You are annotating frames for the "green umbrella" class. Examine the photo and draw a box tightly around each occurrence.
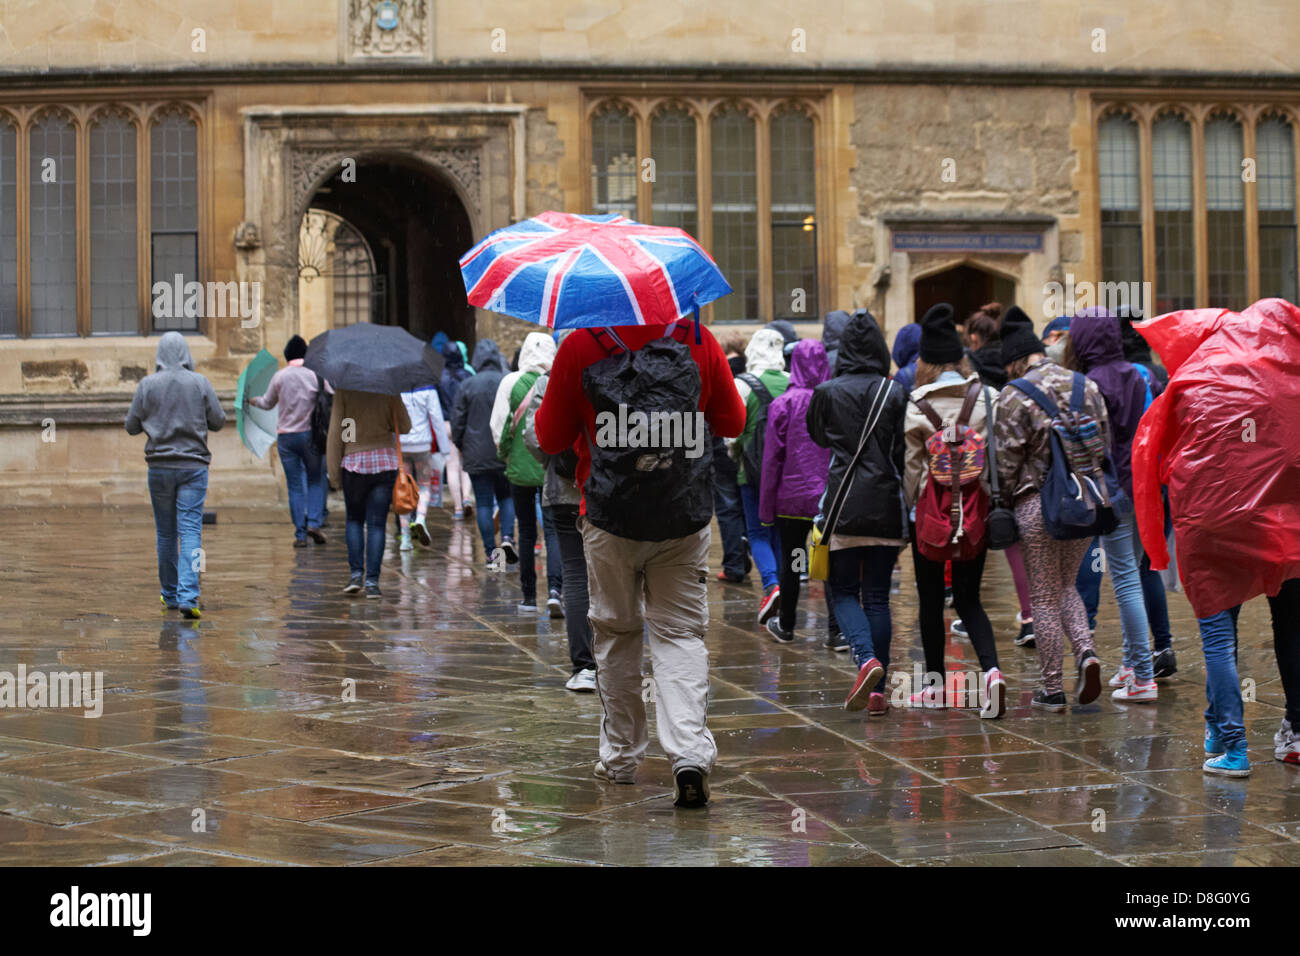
[235,349,279,459]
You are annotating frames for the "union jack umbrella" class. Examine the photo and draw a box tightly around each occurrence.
[458,211,732,329]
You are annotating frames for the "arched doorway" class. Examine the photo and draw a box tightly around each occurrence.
[913,264,1016,328]
[302,157,475,345]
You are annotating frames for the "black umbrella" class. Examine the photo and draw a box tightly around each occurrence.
[303,323,444,395]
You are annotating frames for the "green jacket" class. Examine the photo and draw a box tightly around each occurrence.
[497,370,545,487]
[735,368,789,486]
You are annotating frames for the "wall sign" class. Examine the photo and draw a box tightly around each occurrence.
[892,232,1043,253]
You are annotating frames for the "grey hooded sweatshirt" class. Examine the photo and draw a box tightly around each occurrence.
[125,332,226,468]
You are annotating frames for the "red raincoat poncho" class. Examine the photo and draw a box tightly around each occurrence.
[1132,298,1300,618]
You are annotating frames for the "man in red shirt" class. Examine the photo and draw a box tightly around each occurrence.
[536,322,745,807]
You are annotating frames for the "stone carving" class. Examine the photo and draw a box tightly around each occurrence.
[289,145,481,221]
[346,0,431,59]
[233,221,261,250]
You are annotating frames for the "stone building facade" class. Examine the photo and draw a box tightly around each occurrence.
[2,2,1297,504]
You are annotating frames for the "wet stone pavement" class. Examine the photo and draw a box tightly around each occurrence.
[0,504,1297,867]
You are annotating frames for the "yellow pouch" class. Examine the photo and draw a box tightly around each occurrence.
[809,524,830,581]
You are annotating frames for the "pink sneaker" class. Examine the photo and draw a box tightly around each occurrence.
[866,692,889,718]
[845,658,883,712]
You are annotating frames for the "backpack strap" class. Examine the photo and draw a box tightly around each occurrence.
[510,374,542,433]
[588,327,628,357]
[910,395,943,431]
[956,380,982,428]
[1068,371,1087,413]
[1008,377,1061,420]
[739,372,774,405]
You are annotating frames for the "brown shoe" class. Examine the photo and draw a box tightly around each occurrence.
[306,527,327,544]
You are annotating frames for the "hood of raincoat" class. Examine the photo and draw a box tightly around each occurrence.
[788,337,830,390]
[837,310,890,377]
[155,331,195,371]
[1069,307,1147,493]
[517,332,556,374]
[744,328,786,376]
[759,339,832,522]
[822,310,849,355]
[442,340,465,370]
[891,323,922,371]
[1133,298,1300,617]
[1069,307,1127,370]
[470,338,508,373]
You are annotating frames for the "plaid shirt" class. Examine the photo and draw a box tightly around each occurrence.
[342,447,400,474]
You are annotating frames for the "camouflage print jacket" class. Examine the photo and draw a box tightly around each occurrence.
[993,357,1111,508]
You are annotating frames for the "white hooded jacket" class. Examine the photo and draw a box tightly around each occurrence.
[489,332,557,448]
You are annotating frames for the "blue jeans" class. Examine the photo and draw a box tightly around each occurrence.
[1199,606,1245,752]
[740,482,779,590]
[147,466,209,609]
[341,469,394,584]
[277,430,325,540]
[1102,510,1154,681]
[1076,537,1102,630]
[711,443,748,578]
[468,471,515,556]
[827,545,899,687]
[511,483,562,604]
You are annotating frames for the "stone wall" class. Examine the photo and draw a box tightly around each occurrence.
[8,2,1300,74]
[847,83,1086,330]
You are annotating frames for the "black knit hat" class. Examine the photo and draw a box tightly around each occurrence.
[918,303,963,365]
[998,306,1043,365]
[284,334,308,361]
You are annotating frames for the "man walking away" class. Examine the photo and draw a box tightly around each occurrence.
[450,339,517,565]
[125,332,226,620]
[247,334,329,548]
[536,320,745,808]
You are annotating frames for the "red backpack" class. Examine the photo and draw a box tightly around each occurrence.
[911,381,989,562]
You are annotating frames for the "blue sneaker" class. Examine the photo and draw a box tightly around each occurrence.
[1205,723,1225,757]
[1203,748,1250,778]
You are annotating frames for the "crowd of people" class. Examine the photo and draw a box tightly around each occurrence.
[125,299,1300,806]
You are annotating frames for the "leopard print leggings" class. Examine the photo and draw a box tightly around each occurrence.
[1015,495,1096,695]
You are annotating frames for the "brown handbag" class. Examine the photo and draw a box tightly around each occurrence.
[391,404,419,516]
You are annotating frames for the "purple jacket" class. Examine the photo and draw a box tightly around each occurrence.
[759,338,831,522]
[1069,307,1148,497]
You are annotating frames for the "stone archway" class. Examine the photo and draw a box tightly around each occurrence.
[912,262,1017,326]
[237,104,527,355]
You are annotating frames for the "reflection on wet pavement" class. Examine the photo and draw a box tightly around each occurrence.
[0,505,1296,866]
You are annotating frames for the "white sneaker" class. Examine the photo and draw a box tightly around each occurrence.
[1275,719,1300,765]
[1108,665,1134,688]
[950,619,968,637]
[1111,679,1158,703]
[398,533,413,552]
[410,519,432,548]
[565,668,597,693]
[980,667,1007,719]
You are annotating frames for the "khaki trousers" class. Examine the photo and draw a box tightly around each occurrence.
[580,520,716,777]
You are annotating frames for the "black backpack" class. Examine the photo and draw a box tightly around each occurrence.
[581,324,713,542]
[309,373,332,455]
[736,372,774,486]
